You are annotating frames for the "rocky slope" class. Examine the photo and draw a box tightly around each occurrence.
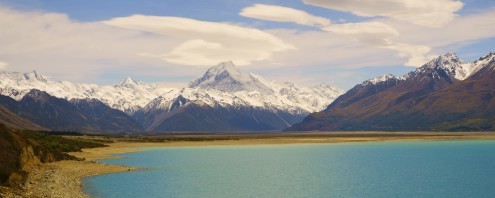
[289,52,495,131]
[0,124,67,187]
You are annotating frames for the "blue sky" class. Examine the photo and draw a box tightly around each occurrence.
[1,0,362,22]
[0,0,494,89]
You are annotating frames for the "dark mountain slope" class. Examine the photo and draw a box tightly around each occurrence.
[137,97,304,132]
[0,105,46,131]
[70,98,143,132]
[17,90,98,132]
[0,95,46,130]
[0,89,142,132]
[413,58,495,131]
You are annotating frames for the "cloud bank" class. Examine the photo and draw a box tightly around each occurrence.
[241,4,432,66]
[104,15,295,66]
[0,6,166,81]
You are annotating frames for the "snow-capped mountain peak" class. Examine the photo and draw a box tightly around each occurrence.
[470,51,495,74]
[370,74,402,84]
[204,60,241,78]
[23,70,48,83]
[359,74,404,86]
[189,61,273,94]
[477,51,495,62]
[437,52,460,62]
[114,76,140,88]
[0,70,48,83]
[434,52,461,66]
[427,53,466,79]
[405,52,470,80]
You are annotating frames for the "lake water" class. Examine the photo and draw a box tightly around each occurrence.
[83,140,495,198]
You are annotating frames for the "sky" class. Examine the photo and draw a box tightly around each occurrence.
[1,0,495,90]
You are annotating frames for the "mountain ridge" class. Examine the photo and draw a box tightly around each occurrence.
[288,51,495,131]
[0,62,342,115]
[0,62,343,132]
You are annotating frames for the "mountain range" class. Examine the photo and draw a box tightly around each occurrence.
[3,51,493,133]
[288,52,495,131]
[0,61,343,132]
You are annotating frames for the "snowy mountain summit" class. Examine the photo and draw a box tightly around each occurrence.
[405,52,493,81]
[360,74,404,86]
[189,61,274,94]
[114,76,140,89]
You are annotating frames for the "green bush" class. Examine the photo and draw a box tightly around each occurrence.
[21,131,106,153]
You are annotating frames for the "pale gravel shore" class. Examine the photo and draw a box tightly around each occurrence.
[4,132,495,198]
[3,161,134,198]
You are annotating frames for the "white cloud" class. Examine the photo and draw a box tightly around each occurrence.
[239,4,431,67]
[0,6,185,83]
[367,8,495,64]
[385,43,433,66]
[240,4,331,27]
[304,0,463,27]
[323,22,398,45]
[0,6,295,86]
[0,61,7,70]
[258,29,403,69]
[323,22,432,66]
[384,8,495,48]
[160,39,263,66]
[103,15,295,66]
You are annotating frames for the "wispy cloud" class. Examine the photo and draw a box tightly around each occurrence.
[323,22,433,66]
[0,6,295,86]
[103,15,295,66]
[240,4,330,27]
[385,8,495,48]
[240,4,431,66]
[322,22,398,45]
[303,0,463,27]
[0,6,181,83]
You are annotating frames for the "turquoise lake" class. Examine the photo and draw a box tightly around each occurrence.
[83,140,495,197]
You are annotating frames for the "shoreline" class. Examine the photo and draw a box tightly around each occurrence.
[22,161,135,198]
[67,132,495,162]
[11,132,495,197]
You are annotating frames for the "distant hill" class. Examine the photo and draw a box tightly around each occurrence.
[288,52,495,131]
